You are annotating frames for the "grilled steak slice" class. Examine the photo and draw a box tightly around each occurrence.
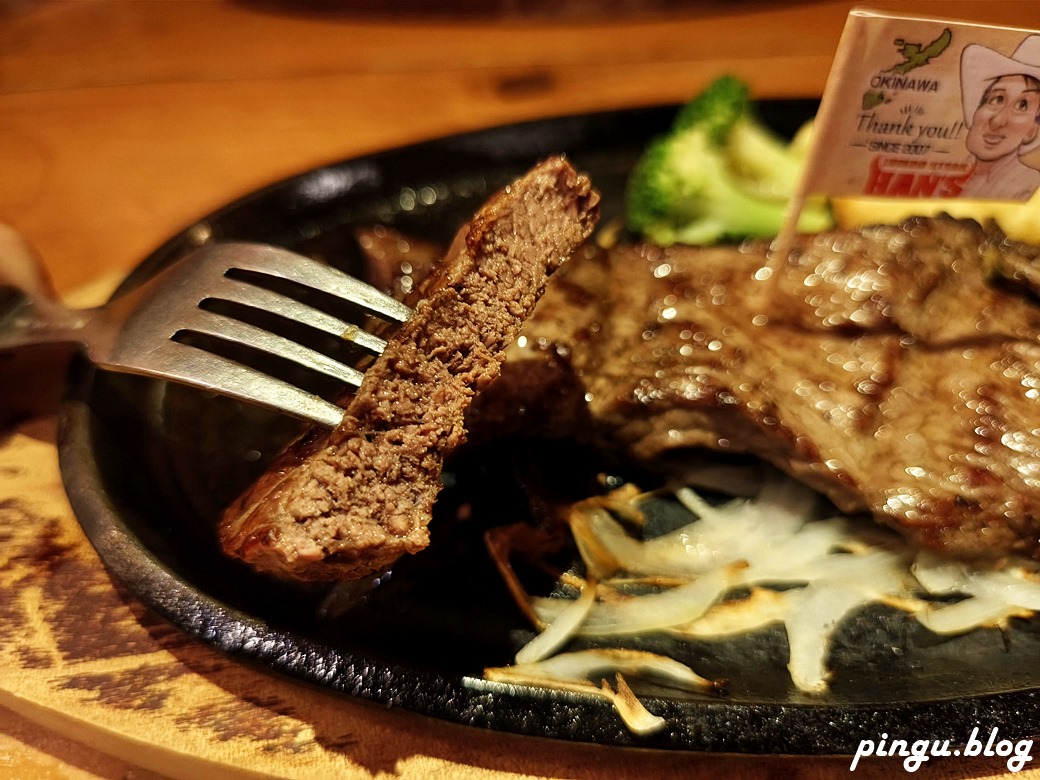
[219,157,599,581]
[500,216,1040,561]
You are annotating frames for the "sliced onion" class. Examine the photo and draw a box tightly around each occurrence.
[569,505,626,580]
[784,584,876,694]
[607,674,668,735]
[484,648,718,734]
[531,594,576,625]
[515,583,596,664]
[674,487,755,529]
[958,568,1040,611]
[483,665,665,735]
[671,587,789,637]
[571,505,739,579]
[575,565,739,636]
[752,471,818,536]
[737,526,900,586]
[916,596,1028,635]
[913,550,1040,612]
[911,550,972,595]
[783,549,913,591]
[486,647,717,692]
[570,505,705,578]
[485,464,1040,731]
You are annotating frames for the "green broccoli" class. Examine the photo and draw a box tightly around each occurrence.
[626,75,833,245]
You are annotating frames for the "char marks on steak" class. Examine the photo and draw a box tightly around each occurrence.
[219,156,599,581]
[498,216,1040,561]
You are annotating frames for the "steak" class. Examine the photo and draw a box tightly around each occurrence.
[496,216,1040,561]
[219,157,599,581]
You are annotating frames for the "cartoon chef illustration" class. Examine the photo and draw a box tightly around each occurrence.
[959,34,1040,200]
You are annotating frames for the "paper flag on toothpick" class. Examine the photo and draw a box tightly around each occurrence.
[777,9,1040,251]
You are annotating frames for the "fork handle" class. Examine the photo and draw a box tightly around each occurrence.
[0,224,59,299]
[0,223,92,352]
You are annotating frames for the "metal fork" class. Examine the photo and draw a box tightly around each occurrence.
[0,230,411,429]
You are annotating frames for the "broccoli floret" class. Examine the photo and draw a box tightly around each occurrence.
[671,74,751,143]
[625,75,833,245]
[627,131,798,246]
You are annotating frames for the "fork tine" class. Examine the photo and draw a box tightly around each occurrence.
[211,276,388,354]
[182,308,366,387]
[117,341,347,428]
[84,242,411,426]
[223,243,413,324]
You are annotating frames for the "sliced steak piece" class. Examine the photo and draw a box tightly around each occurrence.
[503,216,1040,561]
[219,156,599,581]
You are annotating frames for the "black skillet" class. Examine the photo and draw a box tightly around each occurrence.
[57,101,1040,754]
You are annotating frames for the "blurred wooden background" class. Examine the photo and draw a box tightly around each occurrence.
[2,0,1037,295]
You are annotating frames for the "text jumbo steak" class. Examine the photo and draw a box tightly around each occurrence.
[219,157,599,581]
[495,216,1040,561]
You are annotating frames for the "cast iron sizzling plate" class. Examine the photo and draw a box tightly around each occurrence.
[58,102,1040,754]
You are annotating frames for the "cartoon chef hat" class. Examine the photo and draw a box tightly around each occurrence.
[961,34,1040,153]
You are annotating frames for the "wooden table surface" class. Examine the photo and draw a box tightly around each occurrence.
[3,1,1040,777]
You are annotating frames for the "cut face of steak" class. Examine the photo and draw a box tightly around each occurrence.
[219,157,599,581]
[502,216,1040,561]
